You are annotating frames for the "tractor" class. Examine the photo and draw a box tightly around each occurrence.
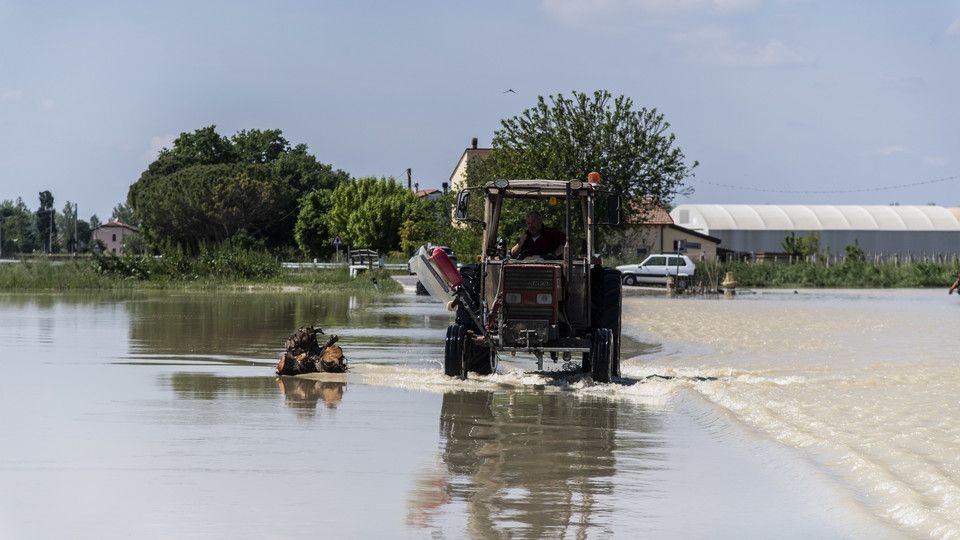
[413,173,624,382]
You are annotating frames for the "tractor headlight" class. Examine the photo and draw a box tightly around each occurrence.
[505,293,522,304]
[536,293,552,305]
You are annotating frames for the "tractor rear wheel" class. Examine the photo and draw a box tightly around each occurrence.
[455,264,482,333]
[599,269,622,377]
[591,328,613,383]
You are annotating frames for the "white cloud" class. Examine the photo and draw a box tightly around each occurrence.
[40,98,55,111]
[946,18,960,36]
[1,89,23,101]
[876,145,910,156]
[146,134,176,160]
[671,28,809,67]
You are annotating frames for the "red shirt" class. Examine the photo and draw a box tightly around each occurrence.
[518,226,566,256]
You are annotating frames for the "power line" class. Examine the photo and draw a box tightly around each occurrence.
[693,174,960,194]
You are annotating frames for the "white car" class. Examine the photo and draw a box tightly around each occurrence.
[617,254,696,286]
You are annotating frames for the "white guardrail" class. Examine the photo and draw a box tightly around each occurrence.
[282,262,408,271]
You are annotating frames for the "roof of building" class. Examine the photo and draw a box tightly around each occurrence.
[415,188,441,197]
[625,201,673,225]
[448,147,492,184]
[94,220,139,232]
[671,204,960,232]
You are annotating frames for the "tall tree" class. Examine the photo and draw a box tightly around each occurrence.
[1,198,38,254]
[111,203,138,226]
[57,201,78,252]
[128,125,347,251]
[471,90,697,203]
[35,191,57,253]
[307,177,418,254]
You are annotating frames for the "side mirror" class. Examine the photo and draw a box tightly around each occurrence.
[454,190,471,221]
[599,194,622,225]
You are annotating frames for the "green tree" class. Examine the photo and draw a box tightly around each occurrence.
[314,177,418,253]
[57,201,78,252]
[111,203,138,227]
[294,190,333,258]
[471,90,697,203]
[1,198,39,254]
[128,125,347,252]
[35,190,57,253]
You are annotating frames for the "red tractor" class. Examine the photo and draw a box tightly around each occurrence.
[414,174,624,382]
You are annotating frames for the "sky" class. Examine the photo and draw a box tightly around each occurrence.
[1,0,959,220]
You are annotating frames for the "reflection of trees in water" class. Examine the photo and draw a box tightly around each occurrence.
[164,372,345,418]
[413,390,661,538]
[128,293,364,357]
[166,372,279,400]
[276,377,345,417]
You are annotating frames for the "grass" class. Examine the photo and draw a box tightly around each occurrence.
[0,253,402,294]
[696,260,960,289]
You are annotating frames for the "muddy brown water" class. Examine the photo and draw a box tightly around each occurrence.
[0,290,897,538]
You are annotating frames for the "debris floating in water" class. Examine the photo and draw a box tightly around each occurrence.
[275,325,347,375]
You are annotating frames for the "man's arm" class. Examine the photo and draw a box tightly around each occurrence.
[511,231,528,257]
[950,278,960,294]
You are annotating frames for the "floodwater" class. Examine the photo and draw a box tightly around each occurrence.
[0,288,952,538]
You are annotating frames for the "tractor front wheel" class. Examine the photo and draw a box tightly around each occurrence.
[444,324,466,378]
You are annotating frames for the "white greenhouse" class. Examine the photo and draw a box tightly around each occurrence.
[669,204,960,259]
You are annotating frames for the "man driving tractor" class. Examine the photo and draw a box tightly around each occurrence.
[510,211,566,258]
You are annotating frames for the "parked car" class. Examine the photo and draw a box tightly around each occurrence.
[408,245,458,274]
[616,254,696,286]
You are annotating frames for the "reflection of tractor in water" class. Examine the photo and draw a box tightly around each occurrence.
[413,173,623,382]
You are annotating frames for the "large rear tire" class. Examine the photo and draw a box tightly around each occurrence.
[455,264,482,333]
[591,328,613,383]
[444,324,466,378]
[599,269,622,378]
[591,268,622,378]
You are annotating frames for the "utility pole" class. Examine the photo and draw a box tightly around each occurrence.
[0,215,4,259]
[406,168,412,191]
[48,209,53,254]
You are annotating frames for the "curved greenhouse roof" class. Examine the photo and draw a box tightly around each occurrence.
[670,205,960,233]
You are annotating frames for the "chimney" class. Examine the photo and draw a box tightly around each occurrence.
[442,182,449,194]
[471,137,478,149]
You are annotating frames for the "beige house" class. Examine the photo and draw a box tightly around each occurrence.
[93,221,139,255]
[449,137,491,192]
[609,203,720,261]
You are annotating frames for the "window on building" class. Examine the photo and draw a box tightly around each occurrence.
[112,233,117,242]
[687,242,702,250]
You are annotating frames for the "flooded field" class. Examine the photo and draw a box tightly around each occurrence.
[1,289,952,537]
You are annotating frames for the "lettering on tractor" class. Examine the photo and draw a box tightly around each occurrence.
[411,173,624,383]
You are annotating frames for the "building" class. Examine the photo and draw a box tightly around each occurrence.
[415,188,443,201]
[93,221,139,255]
[449,137,491,192]
[671,204,960,259]
[613,203,720,260]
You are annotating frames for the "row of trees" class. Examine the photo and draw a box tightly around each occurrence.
[0,191,133,256]
[114,90,697,260]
